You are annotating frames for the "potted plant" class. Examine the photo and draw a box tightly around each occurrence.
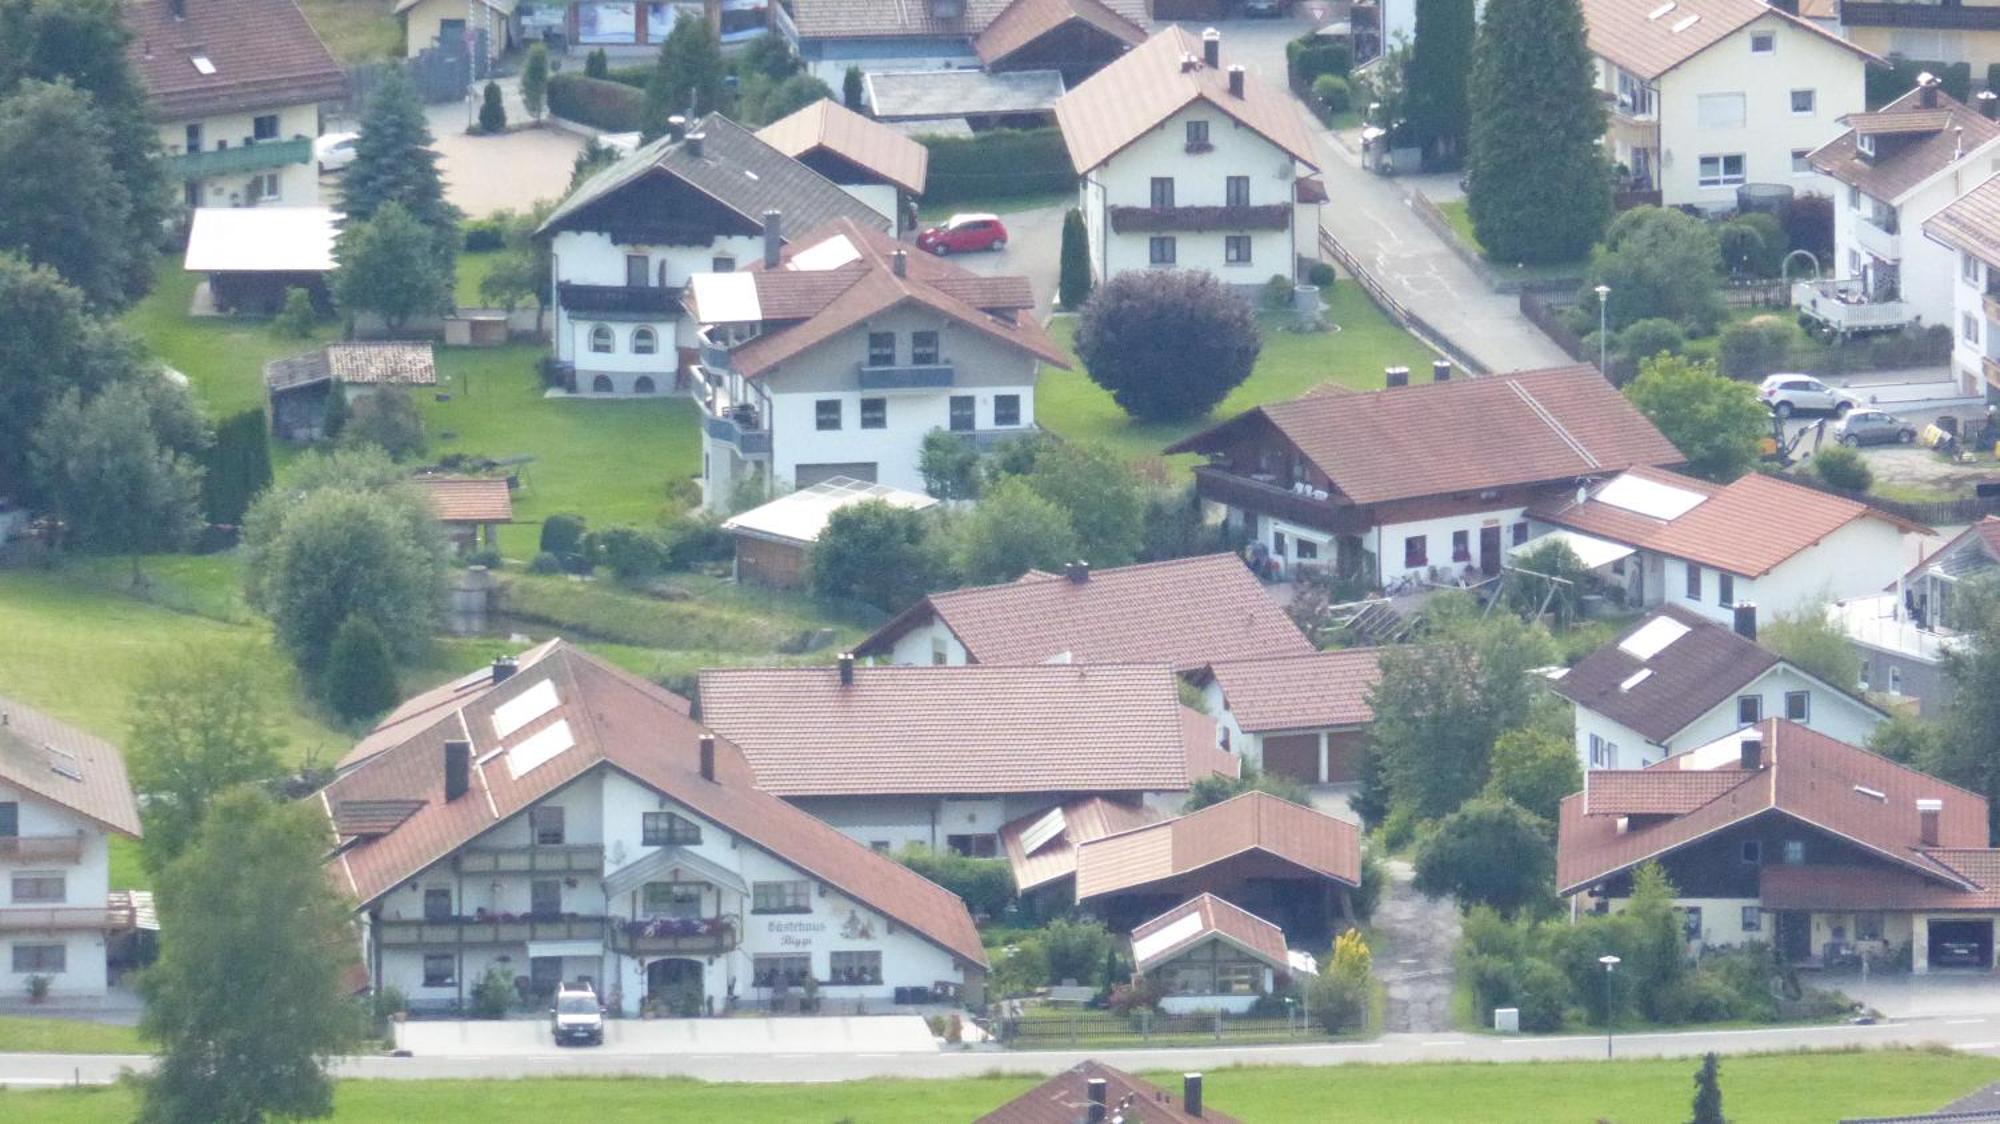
[800,973,820,1014]
[25,975,50,1004]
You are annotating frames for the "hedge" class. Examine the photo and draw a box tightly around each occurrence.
[547,73,644,132]
[919,127,1075,205]
[1868,59,1970,108]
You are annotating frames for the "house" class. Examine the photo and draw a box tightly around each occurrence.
[755,99,931,230]
[314,641,987,1015]
[1815,0,2000,76]
[1524,464,1925,626]
[0,698,147,1003]
[694,658,1234,856]
[397,0,516,63]
[786,0,1145,87]
[1836,515,2000,714]
[853,553,1315,672]
[184,205,338,314]
[265,341,438,440]
[998,795,1159,898]
[977,1063,1237,1124]
[683,215,1064,507]
[1164,366,1685,588]
[415,476,513,552]
[1805,79,2000,344]
[1130,893,1292,1015]
[536,114,888,399]
[1054,27,1323,288]
[720,475,937,588]
[127,0,347,210]
[1558,719,2000,973]
[1923,168,2000,397]
[1550,605,1887,772]
[1188,649,1383,785]
[1580,0,1873,210]
[1843,1081,2000,1124]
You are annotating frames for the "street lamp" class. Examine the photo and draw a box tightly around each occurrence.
[1598,954,1621,1059]
[1594,284,1612,376]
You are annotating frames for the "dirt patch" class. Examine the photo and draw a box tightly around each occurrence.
[1372,859,1461,1033]
[1845,447,1999,498]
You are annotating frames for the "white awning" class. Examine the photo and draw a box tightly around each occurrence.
[603,845,749,900]
[526,939,603,959]
[1535,529,1636,571]
[182,207,338,273]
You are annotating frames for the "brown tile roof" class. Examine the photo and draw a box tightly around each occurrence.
[977,1061,1240,1124]
[1582,0,1874,81]
[855,554,1315,671]
[1194,648,1382,734]
[696,664,1215,796]
[1130,892,1288,974]
[336,639,571,772]
[1925,173,2000,268]
[1167,366,1685,507]
[756,99,930,196]
[972,0,1145,67]
[1810,87,2000,203]
[0,697,143,839]
[316,642,985,969]
[1054,27,1320,173]
[789,0,1144,42]
[1558,719,1990,895]
[999,796,1161,892]
[1759,860,2000,912]
[415,476,513,524]
[1550,605,1781,742]
[1583,768,1751,816]
[326,342,436,386]
[1074,791,1361,901]
[125,0,347,120]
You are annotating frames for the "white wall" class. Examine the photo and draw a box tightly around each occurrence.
[1573,708,1661,772]
[840,182,900,224]
[883,618,970,666]
[1833,144,2000,330]
[1573,662,1884,771]
[552,230,765,363]
[1659,517,1912,627]
[1951,248,1991,397]
[160,102,323,208]
[0,782,116,998]
[1378,506,1527,586]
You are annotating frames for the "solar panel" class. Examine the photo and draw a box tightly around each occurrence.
[44,745,82,782]
[1131,911,1205,967]
[1596,473,1708,520]
[1618,668,1654,693]
[1617,616,1690,661]
[1019,807,1067,855]
[506,719,575,779]
[491,679,560,739]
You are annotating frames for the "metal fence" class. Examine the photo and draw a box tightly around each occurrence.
[1777,471,2000,528]
[343,33,490,114]
[998,1010,1320,1048]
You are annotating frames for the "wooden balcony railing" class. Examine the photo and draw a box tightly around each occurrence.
[453,844,604,875]
[0,835,87,864]
[1190,465,1364,534]
[608,917,739,956]
[0,905,136,931]
[376,915,607,947]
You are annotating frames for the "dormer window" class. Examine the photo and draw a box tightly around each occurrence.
[1857,134,1876,159]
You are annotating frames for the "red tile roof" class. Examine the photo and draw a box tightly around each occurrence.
[1130,892,1288,975]
[695,664,1218,797]
[1925,177,2000,268]
[125,0,347,119]
[1583,769,1752,816]
[316,642,984,969]
[1195,648,1382,734]
[856,554,1314,671]
[999,797,1161,892]
[1582,0,1875,80]
[1166,366,1684,507]
[1811,86,2000,203]
[972,0,1145,67]
[755,99,930,196]
[415,476,513,524]
[0,697,143,839]
[336,640,574,772]
[1074,791,1360,900]
[977,1061,1240,1124]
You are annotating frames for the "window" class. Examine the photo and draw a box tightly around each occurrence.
[1785,690,1810,721]
[1685,564,1702,601]
[1681,906,1703,940]
[423,954,455,987]
[1740,840,1762,864]
[529,806,565,845]
[1216,961,1263,995]
[1697,94,1746,129]
[1452,529,1471,563]
[993,394,1021,427]
[1718,572,1734,607]
[1889,665,1903,695]
[0,802,14,837]
[1790,89,1815,115]
[1849,185,1862,210]
[1226,175,1250,207]
[642,811,701,846]
[867,332,895,367]
[1149,236,1177,265]
[1965,312,1981,346]
[712,255,736,272]
[1511,521,1529,546]
[1185,120,1210,150]
[591,374,613,393]
[1858,912,1884,941]
[1404,535,1427,569]
[1589,733,1609,768]
[12,944,64,974]
[860,397,887,429]
[949,395,975,432]
[1967,253,1984,286]
[423,888,452,921]
[531,879,561,917]
[1273,530,1287,557]
[1697,154,1747,188]
[1150,177,1175,209]
[1791,149,1811,175]
[253,113,279,141]
[930,636,949,666]
[1224,235,1252,264]
[250,172,280,203]
[870,840,891,852]
[1737,695,1763,723]
[816,398,842,431]
[947,833,999,857]
[829,950,882,985]
[184,123,203,152]
[1296,538,1319,561]
[1742,906,1762,933]
[11,872,63,903]
[642,882,703,919]
[588,324,613,354]
[632,327,657,355]
[912,330,940,365]
[1751,31,1774,53]
[752,954,812,988]
[626,254,649,288]
[1782,840,1805,865]
[752,880,811,914]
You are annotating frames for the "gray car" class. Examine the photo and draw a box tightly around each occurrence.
[1834,408,1917,446]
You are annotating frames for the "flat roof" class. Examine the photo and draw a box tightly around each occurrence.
[864,69,1066,121]
[183,206,338,273]
[722,476,937,547]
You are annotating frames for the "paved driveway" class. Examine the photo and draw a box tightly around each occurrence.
[925,202,1067,319]
[394,1014,939,1057]
[1830,971,2000,1020]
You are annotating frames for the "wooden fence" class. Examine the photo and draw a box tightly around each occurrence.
[1318,227,1490,376]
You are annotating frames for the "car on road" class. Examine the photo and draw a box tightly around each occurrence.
[551,985,604,1046]
[315,132,359,174]
[1759,374,1860,418]
[1835,408,1917,446]
[917,213,1007,255]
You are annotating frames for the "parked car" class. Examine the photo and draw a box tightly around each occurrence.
[917,213,1008,255]
[1835,409,1917,446]
[1935,940,1985,968]
[550,985,604,1046]
[314,132,359,174]
[1242,0,1288,15]
[1758,374,1860,418]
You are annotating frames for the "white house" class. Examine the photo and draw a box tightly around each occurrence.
[1924,169,2000,396]
[755,99,931,230]
[0,699,146,1003]
[1806,79,2000,340]
[682,215,1063,508]
[128,0,348,210]
[1188,649,1382,785]
[1550,605,1886,772]
[1581,0,1872,210]
[535,114,888,399]
[1834,515,2000,716]
[318,642,987,1016]
[1130,893,1291,1015]
[1054,26,1324,289]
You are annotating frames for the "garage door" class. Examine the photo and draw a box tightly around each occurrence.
[795,463,877,488]
[1323,731,1365,784]
[1262,734,1320,783]
[1930,918,1994,970]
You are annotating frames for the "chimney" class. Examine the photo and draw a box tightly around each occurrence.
[1980,91,1999,120]
[685,131,705,158]
[1183,1073,1204,1118]
[1201,27,1220,69]
[491,656,517,684]
[1919,72,1940,108]
[666,114,687,141]
[1385,365,1410,388]
[891,248,907,278]
[1919,798,1943,846]
[1738,729,1762,772]
[698,734,715,782]
[1066,559,1090,584]
[838,651,855,686]
[762,210,782,268]
[1087,1078,1108,1123]
[1227,65,1244,98]
[1732,601,1757,642]
[1432,359,1452,383]
[444,739,471,802]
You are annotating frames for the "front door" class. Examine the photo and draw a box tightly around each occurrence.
[1479,525,1503,577]
[646,957,705,1016]
[1777,910,1812,963]
[529,955,563,999]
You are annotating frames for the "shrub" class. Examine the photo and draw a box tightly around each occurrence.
[1782,193,1835,264]
[661,511,733,569]
[274,286,316,338]
[1717,218,1772,278]
[540,513,587,557]
[1616,317,1685,364]
[1058,209,1092,311]
[477,81,507,133]
[546,73,644,132]
[1041,918,1116,987]
[1312,73,1352,114]
[1717,316,1794,379]
[1733,212,1786,277]
[1813,443,1873,492]
[528,551,563,574]
[1261,273,1296,310]
[1583,207,1724,333]
[1310,930,1373,1033]
[988,936,1047,999]
[463,217,508,252]
[918,128,1074,205]
[470,967,514,1019]
[1307,261,1336,288]
[1289,40,1351,90]
[592,525,666,580]
[1108,975,1164,1014]
[323,615,399,722]
[1514,959,1570,1032]
[522,43,550,119]
[1075,270,1260,423]
[1354,849,1388,924]
[894,846,1015,919]
[584,48,608,78]
[342,386,426,460]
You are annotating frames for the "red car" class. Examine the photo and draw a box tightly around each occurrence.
[917,213,1008,255]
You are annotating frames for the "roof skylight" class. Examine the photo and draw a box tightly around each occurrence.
[1596,473,1709,520]
[1671,13,1700,32]
[1618,668,1655,692]
[1647,2,1675,18]
[1019,806,1068,854]
[190,55,215,75]
[1131,911,1205,964]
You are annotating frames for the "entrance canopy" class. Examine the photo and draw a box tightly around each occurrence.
[1532,529,1636,571]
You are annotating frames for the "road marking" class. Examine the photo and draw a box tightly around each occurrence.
[1947,1018,1988,1025]
[1420,1040,1463,1047]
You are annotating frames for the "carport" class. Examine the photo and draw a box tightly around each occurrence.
[1928,918,1995,970]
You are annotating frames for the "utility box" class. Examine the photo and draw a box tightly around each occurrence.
[1493,1007,1520,1033]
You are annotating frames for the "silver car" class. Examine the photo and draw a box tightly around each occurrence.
[1835,409,1917,446]
[1758,374,1859,418]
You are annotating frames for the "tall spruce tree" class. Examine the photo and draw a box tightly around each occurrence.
[1404,0,1474,169]
[1466,0,1609,263]
[342,66,458,234]
[0,79,138,308]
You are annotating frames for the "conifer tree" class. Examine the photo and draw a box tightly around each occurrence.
[1404,0,1474,168]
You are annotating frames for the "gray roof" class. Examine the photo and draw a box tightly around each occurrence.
[538,112,888,238]
[865,69,1066,121]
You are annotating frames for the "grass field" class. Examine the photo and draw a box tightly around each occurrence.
[122,261,339,419]
[3,1050,1997,1121]
[1435,198,1589,284]
[0,1017,145,1055]
[298,0,401,62]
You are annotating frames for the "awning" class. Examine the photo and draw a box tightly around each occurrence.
[526,939,604,959]
[603,845,749,900]
[1534,530,1636,571]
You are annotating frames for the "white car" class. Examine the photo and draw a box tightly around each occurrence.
[1757,374,1859,418]
[550,984,604,1046]
[314,132,358,174]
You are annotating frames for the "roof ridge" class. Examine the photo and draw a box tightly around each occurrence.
[1506,378,1599,469]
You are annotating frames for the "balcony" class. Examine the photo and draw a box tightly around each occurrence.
[1856,212,1901,261]
[1107,204,1292,234]
[1840,1,2000,30]
[0,905,136,931]
[164,136,311,181]
[1984,355,2000,390]
[377,915,607,947]
[702,408,771,457]
[608,916,739,956]
[1190,465,1365,534]
[558,282,681,320]
[700,342,732,371]
[857,362,955,389]
[1983,290,2000,325]
[0,835,86,864]
[1793,279,1917,335]
[454,843,604,875]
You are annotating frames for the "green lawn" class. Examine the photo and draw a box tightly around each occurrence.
[0,1016,145,1055]
[1435,198,1589,284]
[456,250,502,308]
[122,260,339,419]
[298,0,401,62]
[5,1050,1999,1121]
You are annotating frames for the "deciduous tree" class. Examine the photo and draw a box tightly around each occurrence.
[950,476,1078,584]
[31,379,208,552]
[1074,270,1259,423]
[0,253,146,499]
[1023,441,1145,568]
[1583,207,1726,334]
[0,79,137,307]
[342,385,427,460]
[1484,720,1580,826]
[1413,795,1555,916]
[1623,355,1765,483]
[1762,602,1859,693]
[333,201,454,330]
[809,499,945,612]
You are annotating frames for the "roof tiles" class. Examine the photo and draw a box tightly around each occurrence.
[416,476,513,524]
[1550,605,1782,742]
[1581,0,1871,80]
[756,99,931,196]
[0,697,142,839]
[1197,649,1382,734]
[1074,791,1360,900]
[977,1061,1240,1124]
[1130,892,1289,974]
[125,0,347,119]
[1925,173,2000,268]
[1810,87,2000,203]
[972,0,1146,66]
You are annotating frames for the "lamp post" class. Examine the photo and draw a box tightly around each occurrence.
[1594,284,1612,376]
[1598,954,1621,1059]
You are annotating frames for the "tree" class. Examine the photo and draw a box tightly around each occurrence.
[1584,207,1726,335]
[1919,578,2000,839]
[1023,441,1145,568]
[1813,444,1872,492]
[1762,602,1859,693]
[585,48,609,78]
[1623,355,1765,483]
[1074,270,1260,422]
[1404,0,1474,168]
[477,202,556,330]
[274,286,317,338]
[809,500,945,612]
[342,386,427,460]
[478,80,507,133]
[950,476,1078,584]
[1182,763,1312,812]
[1484,722,1580,826]
[1413,795,1555,916]
[31,379,208,552]
[919,429,981,501]
[0,252,148,499]
[138,788,363,1124]
[0,79,137,308]
[324,615,399,722]
[1058,209,1092,311]
[642,14,725,140]
[1041,918,1116,987]
[1310,929,1373,1033]
[756,76,835,125]
[125,644,286,873]
[333,202,454,330]
[843,65,865,110]
[199,410,274,526]
[1466,0,1609,263]
[341,65,457,234]
[1502,537,1590,628]
[521,43,550,120]
[1690,1052,1726,1124]
[1870,714,1941,765]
